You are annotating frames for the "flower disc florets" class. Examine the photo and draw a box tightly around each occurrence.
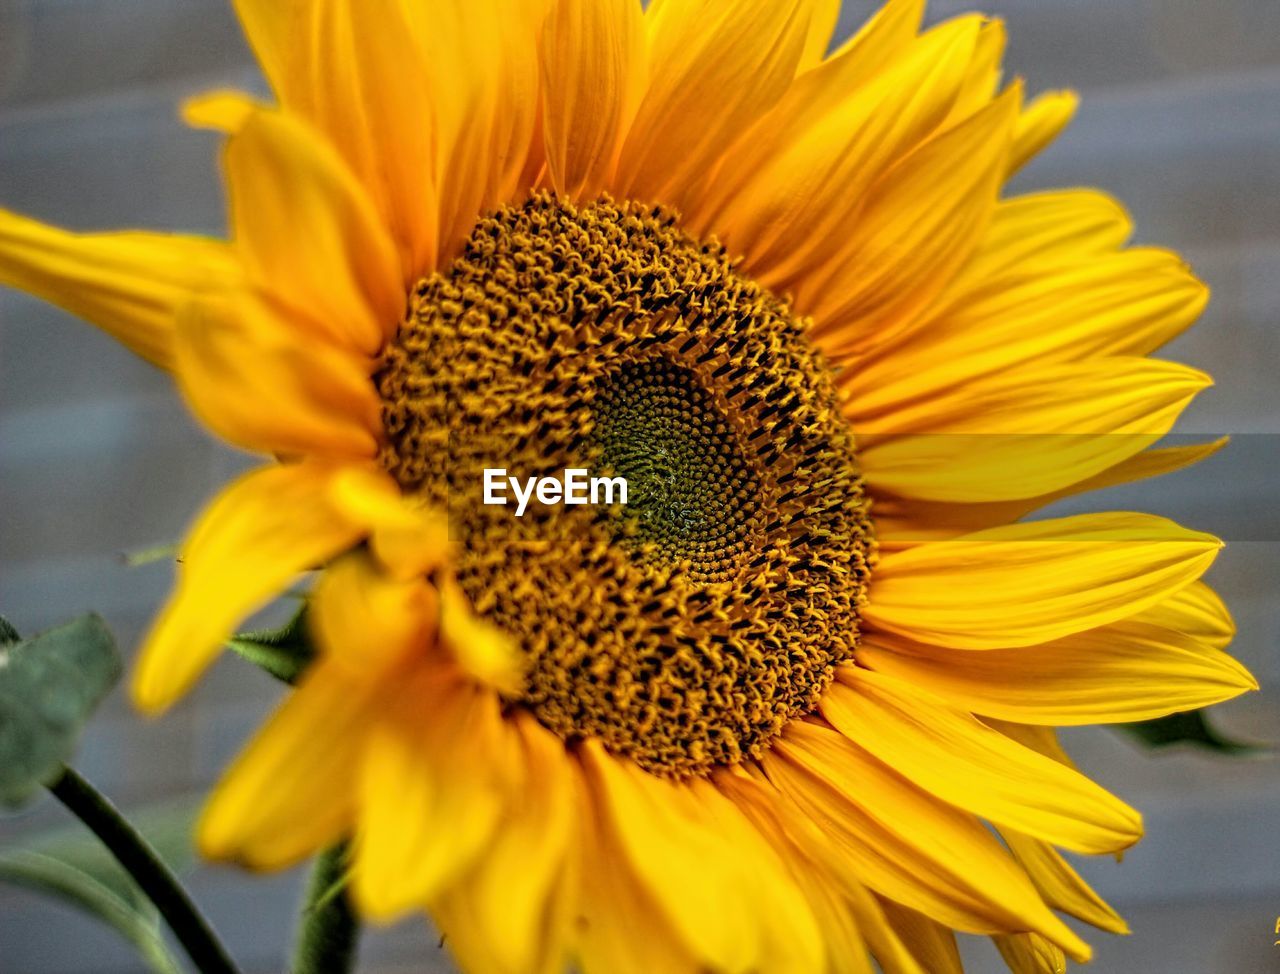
[376,194,875,776]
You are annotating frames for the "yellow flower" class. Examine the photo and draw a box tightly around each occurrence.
[0,0,1258,971]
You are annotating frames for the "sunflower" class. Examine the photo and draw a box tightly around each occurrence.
[0,0,1258,971]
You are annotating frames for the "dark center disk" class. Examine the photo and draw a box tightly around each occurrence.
[593,358,764,584]
[375,193,876,777]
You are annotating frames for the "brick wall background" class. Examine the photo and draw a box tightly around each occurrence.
[1,1,1277,971]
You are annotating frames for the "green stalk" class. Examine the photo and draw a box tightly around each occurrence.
[47,766,240,974]
[292,843,360,974]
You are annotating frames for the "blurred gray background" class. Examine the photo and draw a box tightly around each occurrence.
[1,0,1278,971]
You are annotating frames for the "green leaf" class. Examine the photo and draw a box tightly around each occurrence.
[0,797,202,974]
[1114,709,1268,756]
[19,796,202,905]
[0,614,20,646]
[0,852,182,973]
[0,615,123,808]
[226,604,315,685]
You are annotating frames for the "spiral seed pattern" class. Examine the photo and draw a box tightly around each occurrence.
[376,194,875,776]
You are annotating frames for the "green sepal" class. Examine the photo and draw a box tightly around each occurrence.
[0,797,201,974]
[226,604,315,685]
[0,615,123,808]
[1114,709,1267,756]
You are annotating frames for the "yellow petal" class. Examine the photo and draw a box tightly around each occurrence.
[326,465,451,580]
[174,288,381,459]
[353,669,516,920]
[809,83,1021,357]
[439,576,526,695]
[1008,89,1079,176]
[871,437,1228,542]
[221,107,403,353]
[994,933,1068,974]
[198,656,372,868]
[573,764,700,974]
[1070,436,1227,496]
[788,869,877,974]
[230,0,308,109]
[311,549,435,677]
[837,884,927,974]
[986,720,1078,770]
[945,16,1006,122]
[865,512,1222,649]
[688,776,826,974]
[852,248,1208,418]
[844,188,1135,418]
[182,89,262,133]
[955,189,1133,293]
[827,0,925,68]
[403,0,544,261]
[699,0,925,198]
[696,16,981,287]
[539,0,646,199]
[433,714,575,974]
[878,899,965,974]
[0,210,236,369]
[132,461,366,714]
[1000,828,1130,936]
[858,621,1257,725]
[765,723,1089,960]
[218,106,399,350]
[799,0,842,70]
[302,0,439,278]
[580,743,754,969]
[715,771,898,974]
[615,0,813,206]
[231,0,438,278]
[859,355,1208,441]
[801,883,877,974]
[581,741,824,973]
[825,672,1142,854]
[857,358,1212,502]
[787,0,926,121]
[1132,579,1236,650]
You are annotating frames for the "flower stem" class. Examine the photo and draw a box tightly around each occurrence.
[47,765,240,974]
[292,843,360,974]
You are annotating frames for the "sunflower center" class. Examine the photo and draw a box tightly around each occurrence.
[592,358,764,584]
[375,194,875,777]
